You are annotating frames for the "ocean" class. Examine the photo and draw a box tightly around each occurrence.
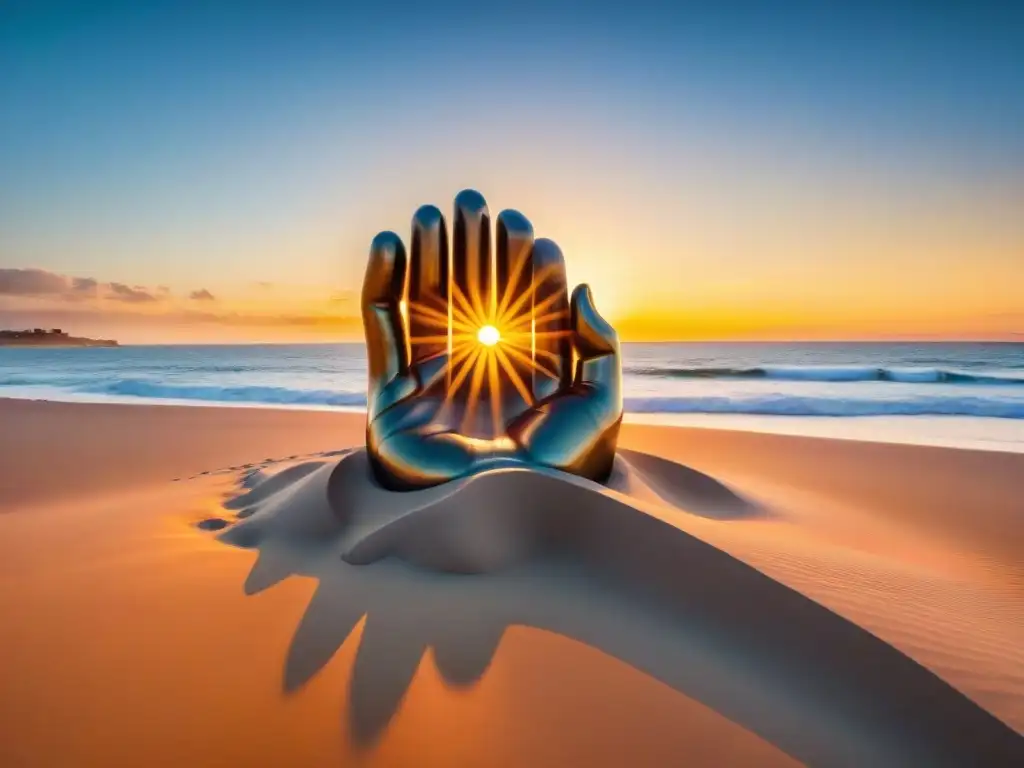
[2,342,1022,452]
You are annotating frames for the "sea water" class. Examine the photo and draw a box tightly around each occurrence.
[1,342,1022,452]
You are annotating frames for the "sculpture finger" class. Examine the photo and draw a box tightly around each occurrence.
[452,189,492,324]
[495,209,534,324]
[493,209,535,417]
[362,231,410,417]
[530,238,571,401]
[408,205,449,365]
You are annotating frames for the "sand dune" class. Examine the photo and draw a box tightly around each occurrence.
[213,448,1024,766]
[1,400,1023,766]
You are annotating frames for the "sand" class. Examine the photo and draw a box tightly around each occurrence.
[0,398,1022,766]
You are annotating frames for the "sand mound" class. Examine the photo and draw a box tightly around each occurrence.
[224,460,330,511]
[215,449,1024,765]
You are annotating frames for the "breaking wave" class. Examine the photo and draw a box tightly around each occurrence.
[623,395,1024,419]
[626,366,1024,385]
[86,378,369,407]
[3,374,1024,419]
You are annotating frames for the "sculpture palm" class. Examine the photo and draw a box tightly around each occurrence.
[362,190,622,490]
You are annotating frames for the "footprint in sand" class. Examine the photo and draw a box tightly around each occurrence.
[196,517,230,531]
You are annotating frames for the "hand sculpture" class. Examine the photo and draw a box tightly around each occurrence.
[362,189,622,490]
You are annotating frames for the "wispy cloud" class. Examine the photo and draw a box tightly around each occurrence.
[108,282,159,303]
[329,290,356,305]
[0,268,69,296]
[0,268,164,304]
[0,266,360,341]
[71,277,100,297]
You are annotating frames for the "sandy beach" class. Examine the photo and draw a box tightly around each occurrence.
[1,398,1022,766]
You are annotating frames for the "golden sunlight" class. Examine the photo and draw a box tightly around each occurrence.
[477,324,501,347]
[406,257,571,436]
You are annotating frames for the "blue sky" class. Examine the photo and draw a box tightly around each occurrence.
[1,1,1022,340]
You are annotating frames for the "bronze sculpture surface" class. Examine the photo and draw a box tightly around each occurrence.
[361,189,622,490]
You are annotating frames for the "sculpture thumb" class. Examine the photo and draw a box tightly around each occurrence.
[570,284,622,416]
[571,284,618,360]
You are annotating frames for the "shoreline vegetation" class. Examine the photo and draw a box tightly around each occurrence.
[0,328,118,347]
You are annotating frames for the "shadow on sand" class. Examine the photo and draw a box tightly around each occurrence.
[214,449,1024,767]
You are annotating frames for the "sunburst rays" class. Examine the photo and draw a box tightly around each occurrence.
[408,261,571,436]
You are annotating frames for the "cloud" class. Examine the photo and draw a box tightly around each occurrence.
[108,282,158,303]
[71,277,99,296]
[0,268,70,296]
[181,308,360,329]
[0,268,164,304]
[0,266,365,338]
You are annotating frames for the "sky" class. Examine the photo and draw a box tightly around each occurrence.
[1,0,1022,343]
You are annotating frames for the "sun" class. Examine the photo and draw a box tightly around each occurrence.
[477,324,501,347]
[405,256,571,436]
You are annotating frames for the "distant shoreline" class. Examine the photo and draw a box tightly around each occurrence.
[0,330,118,348]
[0,337,118,348]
